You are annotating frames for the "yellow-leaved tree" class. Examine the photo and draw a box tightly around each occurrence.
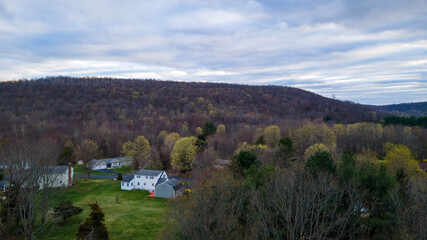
[233,141,267,156]
[383,142,423,178]
[216,124,226,134]
[264,125,281,148]
[304,143,330,161]
[171,136,198,171]
[291,122,336,156]
[74,139,102,177]
[121,136,150,168]
[196,127,203,136]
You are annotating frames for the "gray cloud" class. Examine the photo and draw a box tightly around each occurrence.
[0,0,426,105]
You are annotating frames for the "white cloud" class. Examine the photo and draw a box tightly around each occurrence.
[0,0,426,105]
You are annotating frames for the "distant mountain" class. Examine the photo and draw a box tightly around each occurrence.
[374,102,427,117]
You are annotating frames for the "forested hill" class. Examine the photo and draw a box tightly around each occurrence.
[0,77,383,153]
[0,77,379,127]
[375,102,427,116]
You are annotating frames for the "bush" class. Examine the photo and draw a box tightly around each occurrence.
[53,201,83,223]
[117,173,123,180]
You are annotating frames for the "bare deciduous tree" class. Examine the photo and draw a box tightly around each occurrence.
[0,138,61,239]
[74,139,101,178]
[253,168,364,239]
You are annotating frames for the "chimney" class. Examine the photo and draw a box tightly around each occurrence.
[68,162,72,186]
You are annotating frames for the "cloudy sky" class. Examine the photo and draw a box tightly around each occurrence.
[1,0,426,105]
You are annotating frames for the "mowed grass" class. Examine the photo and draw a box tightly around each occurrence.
[113,166,134,174]
[73,165,134,176]
[42,179,167,240]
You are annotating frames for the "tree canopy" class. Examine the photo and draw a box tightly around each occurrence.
[121,135,151,168]
[171,136,198,171]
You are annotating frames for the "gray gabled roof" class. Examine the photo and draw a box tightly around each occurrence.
[135,169,164,176]
[122,174,134,182]
[165,178,183,191]
[155,177,168,186]
[91,157,131,165]
[47,166,69,174]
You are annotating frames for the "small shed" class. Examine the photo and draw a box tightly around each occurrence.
[154,178,183,198]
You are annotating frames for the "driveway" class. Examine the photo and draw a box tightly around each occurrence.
[95,169,120,174]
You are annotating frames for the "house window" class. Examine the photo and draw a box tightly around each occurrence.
[131,183,133,186]
[152,183,154,186]
[60,180,62,183]
[127,183,129,187]
[138,182,140,185]
[146,176,148,179]
[144,183,146,185]
[122,183,124,186]
[150,176,154,179]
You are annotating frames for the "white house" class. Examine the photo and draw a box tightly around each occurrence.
[0,164,73,191]
[39,165,74,188]
[90,157,132,170]
[121,169,168,192]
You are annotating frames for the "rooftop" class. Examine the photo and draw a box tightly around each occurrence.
[135,169,164,176]
[47,166,69,174]
[165,178,183,191]
[91,156,131,164]
[122,174,134,182]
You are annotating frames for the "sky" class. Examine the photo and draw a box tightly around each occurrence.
[0,0,426,105]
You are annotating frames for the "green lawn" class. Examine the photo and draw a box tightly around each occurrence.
[41,179,167,240]
[73,165,134,176]
[113,166,134,174]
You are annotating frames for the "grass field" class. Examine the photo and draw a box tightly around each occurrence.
[73,165,134,176]
[41,179,167,240]
[112,166,134,174]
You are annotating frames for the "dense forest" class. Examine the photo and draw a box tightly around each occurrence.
[0,77,426,163]
[383,116,427,128]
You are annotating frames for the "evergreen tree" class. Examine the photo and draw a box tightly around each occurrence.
[77,202,109,240]
[202,121,216,137]
[273,137,296,168]
[337,152,356,184]
[117,173,123,181]
[255,136,266,146]
[230,150,260,177]
[305,150,336,176]
[195,134,208,153]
